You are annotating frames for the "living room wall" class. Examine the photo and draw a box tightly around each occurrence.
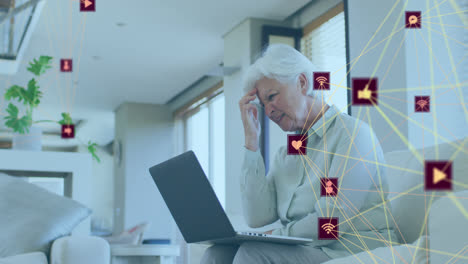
[77,144,114,233]
[405,0,468,149]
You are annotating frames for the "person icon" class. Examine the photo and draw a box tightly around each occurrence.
[325,180,334,194]
[64,61,70,71]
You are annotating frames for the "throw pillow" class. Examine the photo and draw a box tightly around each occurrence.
[0,173,91,258]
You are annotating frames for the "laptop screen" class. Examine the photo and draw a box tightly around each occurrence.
[149,151,236,243]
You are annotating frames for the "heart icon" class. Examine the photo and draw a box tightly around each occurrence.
[291,140,302,150]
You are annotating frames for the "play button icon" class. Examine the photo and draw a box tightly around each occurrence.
[425,161,452,191]
[433,167,446,184]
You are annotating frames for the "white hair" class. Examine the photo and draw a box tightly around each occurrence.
[243,44,318,98]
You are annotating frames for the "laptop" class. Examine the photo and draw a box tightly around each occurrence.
[149,150,313,245]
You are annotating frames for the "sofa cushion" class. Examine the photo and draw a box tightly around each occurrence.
[322,236,428,264]
[0,252,47,264]
[429,190,468,263]
[0,173,91,258]
[322,191,468,264]
[384,138,468,244]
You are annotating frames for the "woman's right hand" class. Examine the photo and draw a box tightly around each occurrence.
[239,88,261,151]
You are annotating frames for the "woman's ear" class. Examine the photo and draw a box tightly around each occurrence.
[299,73,309,96]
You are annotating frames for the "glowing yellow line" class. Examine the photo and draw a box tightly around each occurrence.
[381,29,410,86]
[301,102,351,142]
[328,82,351,90]
[300,142,409,253]
[336,0,403,86]
[333,235,367,264]
[331,187,412,263]
[339,184,423,225]
[421,0,457,18]
[300,92,317,135]
[410,192,435,264]
[373,99,425,163]
[447,193,468,221]
[445,245,468,264]
[368,0,409,80]
[422,20,468,28]
[338,231,468,260]
[413,30,423,91]
[332,197,381,262]
[298,154,325,216]
[451,180,468,189]
[338,233,396,264]
[424,10,468,20]
[426,26,468,48]
[304,146,423,174]
[415,30,468,156]
[329,107,365,219]
[434,0,468,124]
[71,13,88,116]
[379,81,468,93]
[45,7,65,110]
[366,108,396,263]
[444,137,468,221]
[377,99,468,155]
[331,24,407,77]
[449,0,468,27]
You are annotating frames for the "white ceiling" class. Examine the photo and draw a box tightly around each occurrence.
[0,0,310,146]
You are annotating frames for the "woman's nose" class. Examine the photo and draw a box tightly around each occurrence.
[264,103,274,117]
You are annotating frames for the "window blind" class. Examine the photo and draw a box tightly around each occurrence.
[300,7,349,112]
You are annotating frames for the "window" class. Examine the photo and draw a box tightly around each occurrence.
[182,86,225,208]
[301,3,349,113]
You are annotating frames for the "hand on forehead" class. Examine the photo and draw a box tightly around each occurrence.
[255,85,273,107]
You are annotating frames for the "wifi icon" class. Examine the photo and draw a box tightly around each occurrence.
[313,72,330,90]
[318,217,339,240]
[316,76,327,85]
[321,223,335,234]
[415,96,430,112]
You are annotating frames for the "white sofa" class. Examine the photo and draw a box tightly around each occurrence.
[0,172,111,264]
[0,236,110,264]
[323,138,468,263]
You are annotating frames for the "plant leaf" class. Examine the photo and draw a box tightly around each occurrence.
[4,103,32,134]
[26,78,42,107]
[87,141,101,163]
[27,56,53,76]
[5,85,28,105]
[5,103,18,117]
[58,112,73,125]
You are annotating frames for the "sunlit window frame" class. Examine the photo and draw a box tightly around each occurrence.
[174,81,224,185]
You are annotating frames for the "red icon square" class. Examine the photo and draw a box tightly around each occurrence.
[425,161,452,191]
[60,59,72,72]
[313,72,330,90]
[406,11,421,28]
[61,124,75,139]
[415,96,430,112]
[287,134,307,155]
[320,178,338,197]
[352,78,378,106]
[318,217,339,240]
[80,0,95,12]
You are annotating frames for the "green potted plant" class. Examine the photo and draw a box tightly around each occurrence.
[3,55,100,162]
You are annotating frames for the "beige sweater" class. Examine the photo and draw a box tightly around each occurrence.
[241,105,397,259]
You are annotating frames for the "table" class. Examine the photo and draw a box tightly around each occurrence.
[111,244,180,264]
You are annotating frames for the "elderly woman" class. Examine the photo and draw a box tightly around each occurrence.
[201,44,396,264]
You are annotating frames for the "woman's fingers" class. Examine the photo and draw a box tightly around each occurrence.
[251,104,258,121]
[239,95,257,106]
[247,87,257,95]
[239,88,258,106]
